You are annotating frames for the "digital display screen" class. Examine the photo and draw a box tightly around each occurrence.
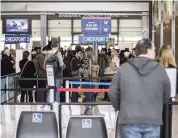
[6,19,28,33]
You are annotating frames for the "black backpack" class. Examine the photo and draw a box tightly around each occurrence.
[45,51,61,77]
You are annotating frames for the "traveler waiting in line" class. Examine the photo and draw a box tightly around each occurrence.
[109,39,171,138]
[33,46,48,102]
[156,45,178,137]
[1,47,14,76]
[156,45,178,96]
[44,41,65,103]
[70,46,84,102]
[19,51,36,102]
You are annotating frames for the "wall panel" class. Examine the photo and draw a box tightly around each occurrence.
[175,17,178,65]
[48,20,71,37]
[32,20,41,37]
[120,20,142,36]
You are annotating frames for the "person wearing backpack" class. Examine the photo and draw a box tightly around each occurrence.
[44,41,65,102]
[33,47,47,102]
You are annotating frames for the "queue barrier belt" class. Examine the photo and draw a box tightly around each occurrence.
[57,88,109,92]
[69,81,111,85]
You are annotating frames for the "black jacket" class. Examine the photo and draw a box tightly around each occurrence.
[19,59,36,88]
[1,54,14,76]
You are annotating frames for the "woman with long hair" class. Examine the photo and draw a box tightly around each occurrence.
[156,45,176,67]
[156,45,178,137]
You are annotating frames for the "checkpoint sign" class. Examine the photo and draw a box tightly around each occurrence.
[5,34,30,44]
[79,34,109,44]
[81,17,111,35]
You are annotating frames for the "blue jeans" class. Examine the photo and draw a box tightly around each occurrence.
[71,83,79,102]
[55,79,62,102]
[82,84,95,102]
[120,124,160,138]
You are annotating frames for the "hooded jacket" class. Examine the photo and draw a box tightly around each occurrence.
[108,57,171,125]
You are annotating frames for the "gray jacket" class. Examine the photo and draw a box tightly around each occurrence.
[44,51,65,77]
[108,57,171,125]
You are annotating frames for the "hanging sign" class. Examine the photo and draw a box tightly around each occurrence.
[5,34,30,44]
[79,34,109,44]
[81,17,111,35]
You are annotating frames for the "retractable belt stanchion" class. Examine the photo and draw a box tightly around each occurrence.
[46,64,56,103]
[46,64,61,138]
[65,80,70,103]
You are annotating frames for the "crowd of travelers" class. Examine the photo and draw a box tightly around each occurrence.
[1,40,177,105]
[1,41,135,103]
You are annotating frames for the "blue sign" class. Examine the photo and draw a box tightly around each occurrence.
[5,34,30,44]
[32,113,43,123]
[79,34,109,44]
[81,18,111,35]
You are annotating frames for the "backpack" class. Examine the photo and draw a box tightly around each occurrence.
[45,51,61,77]
[35,53,46,78]
[70,57,80,76]
[63,57,72,77]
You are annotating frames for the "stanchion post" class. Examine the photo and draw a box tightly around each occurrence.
[6,76,9,103]
[164,103,170,138]
[14,76,17,103]
[65,80,70,103]
[46,64,55,103]
[89,58,92,102]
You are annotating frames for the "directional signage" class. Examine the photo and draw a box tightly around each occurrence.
[79,34,109,44]
[5,34,30,44]
[81,18,111,35]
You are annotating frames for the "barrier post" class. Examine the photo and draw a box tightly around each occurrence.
[46,64,55,103]
[6,76,9,103]
[65,80,70,103]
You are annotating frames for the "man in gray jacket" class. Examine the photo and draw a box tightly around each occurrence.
[109,39,171,138]
[44,41,65,102]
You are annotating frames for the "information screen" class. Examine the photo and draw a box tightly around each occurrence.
[6,19,28,33]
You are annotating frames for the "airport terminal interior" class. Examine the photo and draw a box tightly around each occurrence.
[0,0,178,138]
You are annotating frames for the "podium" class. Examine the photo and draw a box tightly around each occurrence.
[16,111,58,138]
[66,116,108,138]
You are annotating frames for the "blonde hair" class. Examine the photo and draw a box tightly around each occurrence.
[85,48,96,64]
[156,45,176,67]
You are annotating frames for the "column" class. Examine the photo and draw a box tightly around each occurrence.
[171,1,176,56]
[160,0,164,47]
[153,0,161,54]
[142,12,149,38]
[175,4,178,65]
[163,1,172,46]
[40,12,47,47]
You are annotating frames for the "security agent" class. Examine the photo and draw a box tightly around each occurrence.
[108,39,171,138]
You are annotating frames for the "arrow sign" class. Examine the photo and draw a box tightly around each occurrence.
[104,20,108,24]
[103,28,108,32]
[82,18,111,35]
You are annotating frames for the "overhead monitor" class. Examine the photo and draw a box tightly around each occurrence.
[2,18,32,34]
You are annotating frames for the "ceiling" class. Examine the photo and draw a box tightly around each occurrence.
[1,0,151,2]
